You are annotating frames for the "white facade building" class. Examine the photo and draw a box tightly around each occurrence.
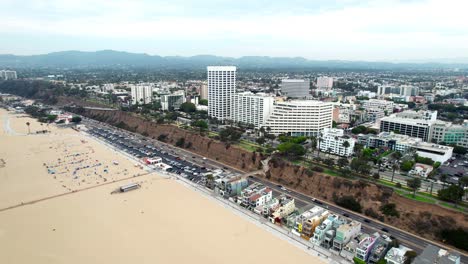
[131,84,153,105]
[281,79,310,98]
[161,91,185,111]
[362,99,394,113]
[319,128,355,156]
[231,92,274,128]
[316,76,334,90]
[102,83,115,92]
[263,100,333,136]
[207,66,236,120]
[413,142,454,163]
[0,70,17,80]
[395,110,437,121]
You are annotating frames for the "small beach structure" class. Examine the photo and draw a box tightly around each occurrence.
[119,183,141,193]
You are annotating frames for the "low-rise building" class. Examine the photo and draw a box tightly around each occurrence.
[312,214,339,246]
[161,91,185,111]
[368,237,390,263]
[301,209,329,240]
[412,142,454,163]
[431,120,468,148]
[333,220,362,251]
[269,195,295,223]
[395,110,437,121]
[385,245,413,264]
[319,128,355,157]
[413,245,460,264]
[362,99,394,113]
[355,233,379,262]
[294,206,325,234]
[237,183,272,209]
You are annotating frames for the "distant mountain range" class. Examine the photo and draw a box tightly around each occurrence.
[0,50,467,70]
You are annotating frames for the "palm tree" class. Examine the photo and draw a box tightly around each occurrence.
[26,122,30,134]
[342,141,350,157]
[391,163,399,182]
[317,133,323,156]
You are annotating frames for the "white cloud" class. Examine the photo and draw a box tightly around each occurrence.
[0,0,467,60]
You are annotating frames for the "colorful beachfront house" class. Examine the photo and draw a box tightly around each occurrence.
[332,220,362,251]
[355,232,380,262]
[301,210,329,240]
[385,246,412,264]
[269,195,295,224]
[311,214,339,247]
[293,206,325,235]
[253,197,279,216]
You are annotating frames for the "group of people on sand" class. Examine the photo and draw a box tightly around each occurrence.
[43,140,136,191]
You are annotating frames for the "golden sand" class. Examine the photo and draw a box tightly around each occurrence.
[0,109,323,264]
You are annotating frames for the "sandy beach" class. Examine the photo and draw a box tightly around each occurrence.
[0,108,323,264]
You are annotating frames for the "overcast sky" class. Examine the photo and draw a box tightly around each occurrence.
[0,0,467,61]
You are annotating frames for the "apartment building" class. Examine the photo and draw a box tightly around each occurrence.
[355,233,379,262]
[316,76,334,90]
[131,84,153,105]
[319,128,355,157]
[380,116,434,142]
[200,83,208,100]
[207,66,236,120]
[362,99,395,113]
[367,108,385,123]
[263,100,333,136]
[385,246,412,264]
[0,70,17,80]
[269,195,295,223]
[281,79,310,98]
[230,92,274,128]
[333,220,362,251]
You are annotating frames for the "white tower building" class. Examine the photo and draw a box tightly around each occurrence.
[207,66,236,121]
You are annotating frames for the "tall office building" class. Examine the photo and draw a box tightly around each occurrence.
[281,79,310,98]
[207,66,236,120]
[231,92,274,128]
[316,77,334,90]
[131,84,153,105]
[0,70,17,80]
[263,100,333,136]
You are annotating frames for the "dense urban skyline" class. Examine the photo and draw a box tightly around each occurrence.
[1,0,468,61]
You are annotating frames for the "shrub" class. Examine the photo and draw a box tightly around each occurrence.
[334,195,362,213]
[380,203,400,217]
